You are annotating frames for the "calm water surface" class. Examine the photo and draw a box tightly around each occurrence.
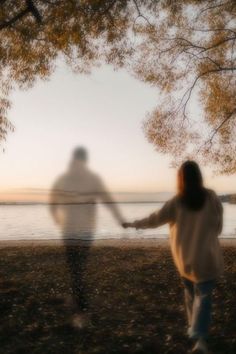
[0,202,235,240]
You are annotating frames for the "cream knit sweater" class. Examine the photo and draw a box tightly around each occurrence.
[134,189,223,282]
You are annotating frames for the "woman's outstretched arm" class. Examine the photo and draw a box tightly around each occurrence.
[123,198,176,229]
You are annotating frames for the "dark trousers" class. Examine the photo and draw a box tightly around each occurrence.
[65,243,91,312]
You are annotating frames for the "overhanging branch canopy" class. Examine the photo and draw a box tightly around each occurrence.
[0,0,235,173]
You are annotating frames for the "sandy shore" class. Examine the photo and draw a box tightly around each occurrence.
[0,237,235,248]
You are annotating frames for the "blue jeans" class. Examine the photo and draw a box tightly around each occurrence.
[182,277,215,339]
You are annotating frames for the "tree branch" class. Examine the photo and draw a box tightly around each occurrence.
[197,108,236,153]
[133,0,152,26]
[164,35,236,55]
[26,0,42,23]
[199,36,236,54]
[0,7,29,30]
[195,1,233,21]
[181,67,236,118]
[209,109,236,142]
[188,27,236,35]
[0,0,42,31]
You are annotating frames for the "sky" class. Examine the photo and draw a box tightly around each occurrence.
[0,63,235,202]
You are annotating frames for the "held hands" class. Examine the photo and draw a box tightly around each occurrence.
[122,222,136,229]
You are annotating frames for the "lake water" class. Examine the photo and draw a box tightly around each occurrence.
[0,202,235,241]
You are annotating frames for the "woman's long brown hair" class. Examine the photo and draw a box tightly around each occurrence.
[178,161,207,211]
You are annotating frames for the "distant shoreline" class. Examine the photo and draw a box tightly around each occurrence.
[0,238,235,248]
[0,201,167,206]
[0,200,235,205]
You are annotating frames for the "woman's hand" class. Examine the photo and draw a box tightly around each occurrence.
[122,222,136,229]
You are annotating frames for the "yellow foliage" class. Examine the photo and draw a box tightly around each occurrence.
[0,0,235,172]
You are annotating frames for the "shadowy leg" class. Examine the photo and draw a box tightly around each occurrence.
[65,242,91,313]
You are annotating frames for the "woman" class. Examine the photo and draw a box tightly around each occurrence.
[123,161,223,354]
